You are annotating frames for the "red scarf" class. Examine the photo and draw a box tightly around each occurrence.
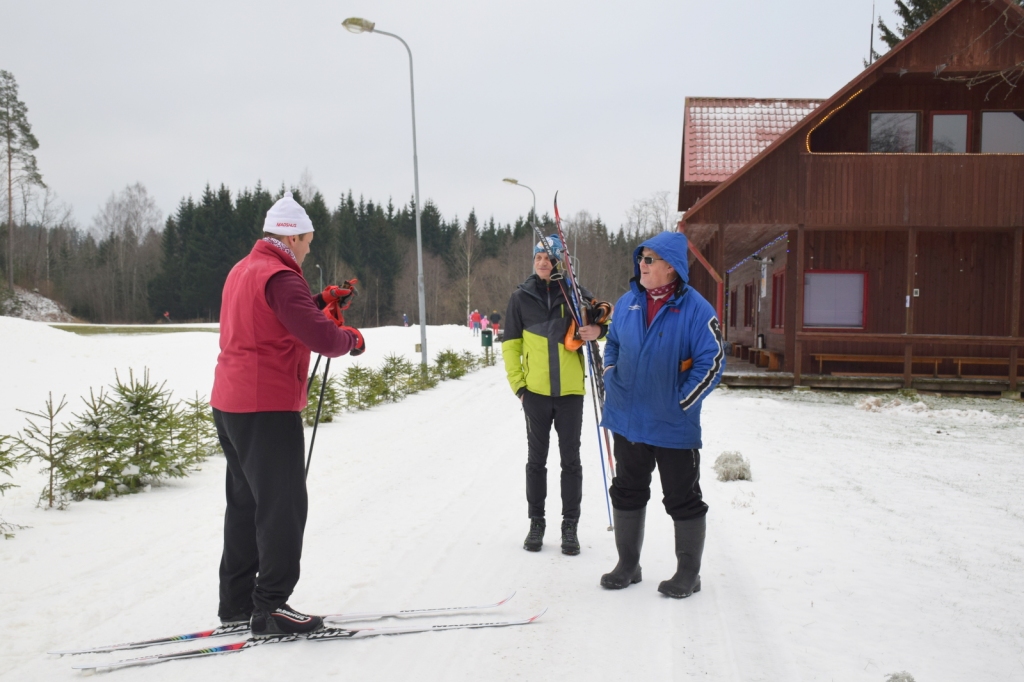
[645,279,679,326]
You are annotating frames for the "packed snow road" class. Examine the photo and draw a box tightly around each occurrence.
[1,318,1022,681]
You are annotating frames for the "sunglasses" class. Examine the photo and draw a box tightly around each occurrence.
[636,255,664,265]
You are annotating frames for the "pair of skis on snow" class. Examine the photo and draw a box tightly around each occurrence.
[50,591,544,672]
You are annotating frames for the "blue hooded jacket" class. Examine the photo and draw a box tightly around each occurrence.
[600,231,725,449]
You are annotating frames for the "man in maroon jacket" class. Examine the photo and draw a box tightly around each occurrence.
[210,192,363,637]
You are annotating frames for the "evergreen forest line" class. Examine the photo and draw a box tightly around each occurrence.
[3,182,660,327]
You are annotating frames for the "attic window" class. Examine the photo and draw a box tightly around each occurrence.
[981,112,1024,153]
[869,112,919,153]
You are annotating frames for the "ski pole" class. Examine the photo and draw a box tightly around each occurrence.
[307,354,323,393]
[583,343,614,531]
[305,357,331,479]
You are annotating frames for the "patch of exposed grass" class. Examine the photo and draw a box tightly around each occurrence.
[49,324,218,336]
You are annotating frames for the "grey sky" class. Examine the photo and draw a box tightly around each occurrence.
[2,0,893,233]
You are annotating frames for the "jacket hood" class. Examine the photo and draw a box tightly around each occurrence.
[632,231,690,285]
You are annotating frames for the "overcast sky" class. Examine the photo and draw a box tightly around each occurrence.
[2,0,896,233]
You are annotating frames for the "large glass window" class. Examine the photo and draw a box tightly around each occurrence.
[981,111,1024,153]
[931,113,968,153]
[870,112,919,152]
[804,272,866,328]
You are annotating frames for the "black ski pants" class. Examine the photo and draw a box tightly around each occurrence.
[522,391,583,520]
[213,409,308,617]
[609,433,709,521]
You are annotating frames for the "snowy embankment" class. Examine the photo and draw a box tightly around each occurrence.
[1,317,1022,681]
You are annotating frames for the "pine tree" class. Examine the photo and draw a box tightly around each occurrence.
[0,70,45,291]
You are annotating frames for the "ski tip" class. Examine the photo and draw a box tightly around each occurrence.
[527,608,548,623]
[497,590,516,606]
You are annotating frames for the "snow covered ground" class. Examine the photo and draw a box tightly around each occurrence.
[1,317,1022,681]
[0,287,76,322]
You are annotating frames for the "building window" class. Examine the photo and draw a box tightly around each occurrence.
[803,272,867,328]
[930,112,969,153]
[730,288,738,328]
[981,111,1024,153]
[870,112,919,152]
[743,283,755,328]
[771,272,785,329]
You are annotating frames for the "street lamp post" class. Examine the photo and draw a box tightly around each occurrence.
[502,178,538,260]
[314,263,323,292]
[343,17,428,369]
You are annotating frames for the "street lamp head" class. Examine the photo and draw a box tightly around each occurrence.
[342,17,376,34]
[502,178,519,185]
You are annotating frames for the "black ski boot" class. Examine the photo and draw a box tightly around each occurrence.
[250,604,324,638]
[560,518,580,555]
[523,517,545,551]
[658,516,706,599]
[600,507,645,589]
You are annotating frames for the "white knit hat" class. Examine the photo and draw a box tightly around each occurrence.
[263,192,314,235]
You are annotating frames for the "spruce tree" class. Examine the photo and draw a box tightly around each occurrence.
[878,0,951,49]
[0,70,45,291]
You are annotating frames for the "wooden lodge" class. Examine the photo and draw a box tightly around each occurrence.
[679,0,1024,395]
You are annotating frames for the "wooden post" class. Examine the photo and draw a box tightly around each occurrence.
[717,224,726,331]
[794,225,805,385]
[1010,227,1022,391]
[904,228,917,388]
[784,229,797,372]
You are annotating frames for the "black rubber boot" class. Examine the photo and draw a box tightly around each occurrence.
[600,507,645,589]
[250,604,324,637]
[523,517,545,552]
[658,516,706,599]
[560,518,580,555]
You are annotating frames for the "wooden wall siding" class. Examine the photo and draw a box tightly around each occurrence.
[805,231,908,337]
[914,231,1014,337]
[686,146,804,226]
[884,0,1024,76]
[681,184,717,212]
[802,154,1024,228]
[809,76,1024,154]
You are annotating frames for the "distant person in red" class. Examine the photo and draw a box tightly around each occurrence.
[210,192,364,638]
[488,310,501,334]
[163,311,171,323]
[470,309,482,336]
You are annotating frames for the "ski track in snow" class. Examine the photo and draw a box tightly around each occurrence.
[1,319,1023,680]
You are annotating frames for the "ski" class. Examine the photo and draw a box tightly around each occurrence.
[49,591,516,656]
[71,609,547,672]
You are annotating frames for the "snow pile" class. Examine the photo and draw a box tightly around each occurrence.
[0,286,75,322]
[713,450,752,481]
[855,396,927,414]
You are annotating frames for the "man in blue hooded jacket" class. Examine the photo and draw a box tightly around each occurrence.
[599,230,724,598]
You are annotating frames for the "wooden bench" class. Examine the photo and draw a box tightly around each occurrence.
[812,354,945,377]
[952,356,1024,378]
[748,349,783,371]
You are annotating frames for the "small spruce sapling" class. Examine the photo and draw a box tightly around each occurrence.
[0,434,26,538]
[63,387,121,500]
[302,375,342,426]
[16,393,74,509]
[178,393,219,465]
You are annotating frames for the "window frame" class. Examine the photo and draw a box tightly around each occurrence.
[729,288,738,328]
[770,271,786,331]
[928,110,971,153]
[743,282,755,329]
[802,269,869,330]
[979,110,1024,154]
[868,110,922,153]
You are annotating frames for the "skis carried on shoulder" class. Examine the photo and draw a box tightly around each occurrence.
[70,609,547,672]
[49,591,516,656]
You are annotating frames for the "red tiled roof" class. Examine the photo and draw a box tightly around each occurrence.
[682,98,823,183]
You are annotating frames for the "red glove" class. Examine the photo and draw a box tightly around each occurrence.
[322,279,358,309]
[341,326,365,356]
